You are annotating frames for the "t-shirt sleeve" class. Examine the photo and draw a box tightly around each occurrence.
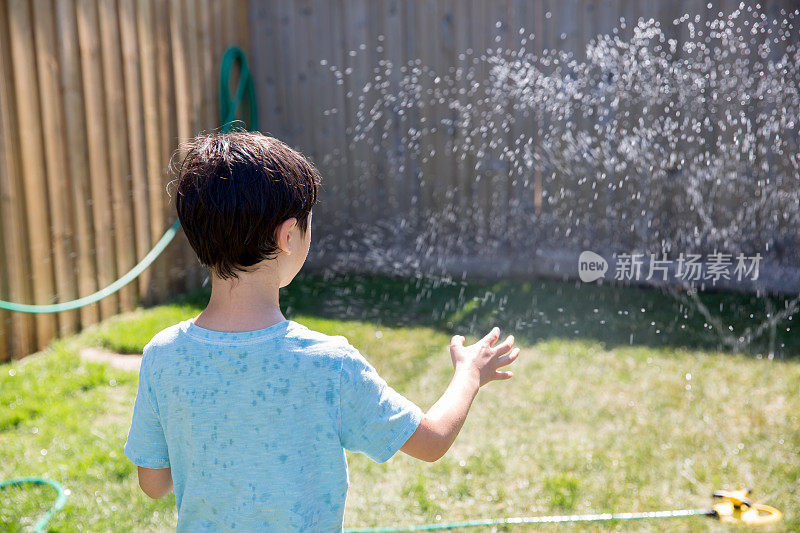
[124,349,170,469]
[338,344,423,463]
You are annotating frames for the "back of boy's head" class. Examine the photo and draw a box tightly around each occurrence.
[171,128,320,280]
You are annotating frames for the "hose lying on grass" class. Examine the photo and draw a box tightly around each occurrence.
[343,489,781,531]
[0,477,68,533]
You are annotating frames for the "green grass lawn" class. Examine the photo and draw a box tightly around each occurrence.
[1,273,798,531]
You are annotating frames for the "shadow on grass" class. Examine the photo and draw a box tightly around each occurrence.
[163,270,799,358]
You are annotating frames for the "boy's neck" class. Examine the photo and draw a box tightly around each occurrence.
[192,272,286,333]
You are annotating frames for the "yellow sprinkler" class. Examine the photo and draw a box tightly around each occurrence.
[711,488,782,526]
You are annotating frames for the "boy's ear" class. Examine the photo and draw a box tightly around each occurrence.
[275,217,298,254]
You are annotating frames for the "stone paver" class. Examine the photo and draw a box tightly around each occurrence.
[80,346,142,372]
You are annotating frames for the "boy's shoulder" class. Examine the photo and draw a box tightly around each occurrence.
[141,319,357,356]
[286,322,357,355]
[142,322,184,354]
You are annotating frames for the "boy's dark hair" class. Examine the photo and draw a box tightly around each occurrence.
[171,128,320,280]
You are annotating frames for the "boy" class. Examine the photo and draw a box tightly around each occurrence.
[124,129,519,531]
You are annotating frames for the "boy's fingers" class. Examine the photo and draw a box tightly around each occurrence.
[495,347,520,368]
[494,370,514,380]
[480,326,501,346]
[492,335,515,356]
[450,335,465,348]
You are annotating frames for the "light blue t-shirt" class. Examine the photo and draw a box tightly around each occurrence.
[124,318,423,531]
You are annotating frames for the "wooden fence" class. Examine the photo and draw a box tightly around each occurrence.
[250,0,800,290]
[0,0,250,361]
[2,0,798,361]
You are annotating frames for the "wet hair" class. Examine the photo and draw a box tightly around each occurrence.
[171,128,320,280]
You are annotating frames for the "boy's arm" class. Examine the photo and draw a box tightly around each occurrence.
[399,366,480,462]
[138,466,173,499]
[125,350,172,498]
[400,327,519,462]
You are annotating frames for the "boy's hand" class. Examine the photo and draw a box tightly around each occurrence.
[449,327,519,387]
[401,326,520,462]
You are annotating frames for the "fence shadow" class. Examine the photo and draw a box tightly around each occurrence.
[170,270,800,358]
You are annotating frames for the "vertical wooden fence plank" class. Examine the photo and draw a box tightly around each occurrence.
[55,0,101,329]
[8,0,58,350]
[276,0,299,146]
[182,0,203,290]
[401,0,422,235]
[377,0,404,227]
[266,0,290,141]
[221,0,247,54]
[32,0,80,338]
[222,0,236,50]
[594,0,619,249]
[560,0,584,245]
[485,0,503,245]
[450,0,475,244]
[578,0,595,248]
[342,0,370,225]
[236,0,251,53]
[432,0,457,239]
[297,0,333,237]
[209,0,223,90]
[644,0,670,254]
[166,0,191,295]
[531,0,544,217]
[249,0,276,135]
[654,0,679,254]
[0,190,7,360]
[293,0,315,157]
[197,0,216,134]
[504,0,520,232]
[119,0,153,303]
[541,0,559,236]
[198,0,217,293]
[76,0,120,320]
[0,3,13,355]
[370,0,388,223]
[510,0,538,227]
[0,138,7,360]
[466,0,488,244]
[353,0,371,225]
[236,0,250,55]
[136,0,170,305]
[635,0,656,253]
[496,0,514,247]
[363,0,382,222]
[0,1,36,359]
[413,0,435,228]
[320,0,349,229]
[245,0,260,125]
[98,0,137,313]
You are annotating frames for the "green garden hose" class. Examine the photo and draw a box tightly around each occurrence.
[0,220,181,314]
[342,488,782,530]
[0,477,68,533]
[343,509,710,532]
[219,46,258,133]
